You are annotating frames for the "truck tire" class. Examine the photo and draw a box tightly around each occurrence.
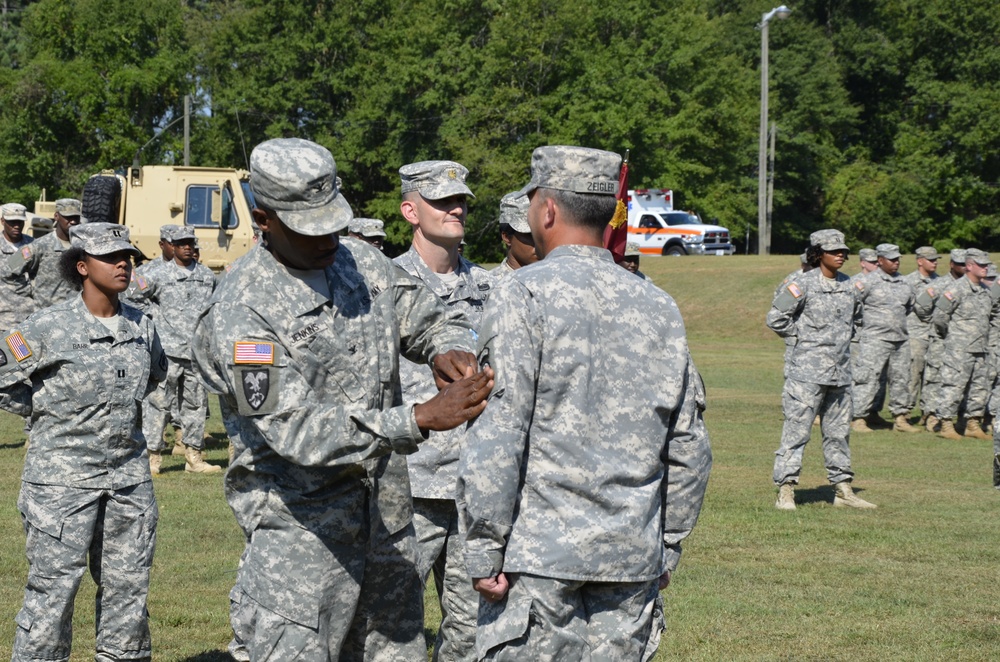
[664,245,687,257]
[82,175,122,225]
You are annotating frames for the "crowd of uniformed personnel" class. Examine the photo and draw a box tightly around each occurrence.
[768,236,1000,511]
[0,140,711,661]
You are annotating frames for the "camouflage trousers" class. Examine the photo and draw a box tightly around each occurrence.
[852,338,911,418]
[907,333,930,412]
[774,378,854,486]
[142,357,207,451]
[992,369,1000,489]
[13,481,157,662]
[234,517,425,661]
[413,497,479,662]
[934,351,988,420]
[475,573,664,662]
[922,336,945,418]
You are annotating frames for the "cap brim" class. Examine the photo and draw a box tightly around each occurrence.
[90,241,141,257]
[825,243,850,252]
[278,192,354,236]
[419,182,476,201]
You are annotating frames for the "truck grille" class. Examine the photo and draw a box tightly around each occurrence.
[704,231,729,243]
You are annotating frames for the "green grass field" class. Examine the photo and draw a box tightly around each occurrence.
[2,253,999,660]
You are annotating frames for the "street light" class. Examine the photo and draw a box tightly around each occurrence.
[757,5,790,256]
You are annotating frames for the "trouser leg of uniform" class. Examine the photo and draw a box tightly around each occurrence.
[963,354,989,419]
[773,378,825,486]
[90,481,157,661]
[819,384,854,484]
[176,359,207,450]
[908,335,929,411]
[852,339,891,418]
[228,538,252,662]
[935,354,976,420]
[142,361,179,453]
[923,338,943,415]
[887,340,912,416]
[13,484,100,662]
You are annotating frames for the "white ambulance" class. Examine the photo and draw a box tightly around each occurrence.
[627,188,734,256]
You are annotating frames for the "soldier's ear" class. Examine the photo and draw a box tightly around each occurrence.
[76,258,89,278]
[399,198,419,228]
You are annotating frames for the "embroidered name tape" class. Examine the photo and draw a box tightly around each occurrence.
[234,341,274,365]
[6,332,32,362]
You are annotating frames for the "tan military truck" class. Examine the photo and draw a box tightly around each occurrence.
[82,166,258,271]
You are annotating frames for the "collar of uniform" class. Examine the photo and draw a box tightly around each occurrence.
[70,295,137,344]
[544,243,616,263]
[256,247,333,317]
[397,246,479,300]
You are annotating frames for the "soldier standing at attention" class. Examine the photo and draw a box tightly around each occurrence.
[491,191,537,279]
[0,203,35,333]
[0,223,167,662]
[930,248,993,440]
[5,198,83,309]
[916,249,966,432]
[192,138,493,661]
[849,247,888,426]
[347,217,387,251]
[394,159,492,662]
[851,244,918,433]
[459,146,711,660]
[904,246,940,425]
[851,248,878,283]
[767,230,876,510]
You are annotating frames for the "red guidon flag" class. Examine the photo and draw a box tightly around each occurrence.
[603,151,629,263]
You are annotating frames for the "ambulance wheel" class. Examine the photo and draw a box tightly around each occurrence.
[664,245,687,256]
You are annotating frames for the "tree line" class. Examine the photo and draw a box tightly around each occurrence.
[1,0,997,260]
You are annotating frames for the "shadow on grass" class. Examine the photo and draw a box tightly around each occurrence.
[178,652,232,662]
[795,484,874,507]
[0,441,25,450]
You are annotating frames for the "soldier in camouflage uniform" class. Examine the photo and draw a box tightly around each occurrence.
[0,222,167,662]
[126,226,220,474]
[394,159,491,662]
[767,230,876,510]
[191,138,493,661]
[987,269,1000,487]
[930,248,993,440]
[458,145,711,661]
[347,217,387,251]
[0,203,36,334]
[851,244,918,433]
[848,248,889,424]
[4,198,83,310]
[904,246,940,423]
[620,241,647,279]
[491,191,537,279]
[851,248,878,284]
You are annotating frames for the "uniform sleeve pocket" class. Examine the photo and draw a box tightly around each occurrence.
[476,595,532,659]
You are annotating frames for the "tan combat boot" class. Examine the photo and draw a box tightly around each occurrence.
[893,414,920,433]
[184,446,222,474]
[918,412,929,426]
[925,414,940,433]
[964,418,991,440]
[775,483,796,511]
[171,429,186,456]
[851,418,873,433]
[149,451,162,476]
[865,413,893,430]
[937,419,963,440]
[833,482,877,509]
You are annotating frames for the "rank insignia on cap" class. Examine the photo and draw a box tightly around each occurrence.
[21,246,31,260]
[234,341,274,365]
[787,283,802,298]
[448,168,457,179]
[6,332,32,362]
[943,290,955,301]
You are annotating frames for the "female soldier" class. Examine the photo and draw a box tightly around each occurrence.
[766,229,877,511]
[0,222,167,662]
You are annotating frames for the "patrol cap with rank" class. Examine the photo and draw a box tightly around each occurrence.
[516,145,621,198]
[1,202,27,221]
[399,161,475,200]
[499,191,530,233]
[55,198,82,217]
[348,218,386,238]
[964,248,991,266]
[70,222,140,257]
[159,223,181,241]
[170,226,197,243]
[950,249,967,264]
[250,138,354,236]
[915,246,940,260]
[876,243,901,260]
[809,229,849,252]
[858,248,877,262]
[624,241,641,258]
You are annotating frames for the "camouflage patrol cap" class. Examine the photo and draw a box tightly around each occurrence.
[915,246,939,260]
[1,203,27,221]
[810,229,849,252]
[624,242,641,257]
[171,226,197,243]
[876,243,901,260]
[950,249,967,264]
[250,138,353,236]
[399,161,474,200]
[499,191,530,233]
[348,218,386,238]
[858,248,877,262]
[70,222,139,257]
[159,224,181,241]
[55,198,82,217]
[964,248,991,266]
[987,265,999,280]
[516,145,621,198]
[799,251,808,265]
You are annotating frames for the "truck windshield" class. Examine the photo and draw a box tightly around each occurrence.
[663,212,702,226]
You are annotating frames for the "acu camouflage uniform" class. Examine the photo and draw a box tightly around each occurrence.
[987,281,1000,487]
[0,231,35,333]
[904,267,939,413]
[459,244,712,661]
[915,266,964,418]
[931,274,991,421]
[192,240,476,661]
[767,267,861,486]
[0,295,166,662]
[852,266,915,418]
[774,269,806,375]
[394,246,491,662]
[4,230,77,309]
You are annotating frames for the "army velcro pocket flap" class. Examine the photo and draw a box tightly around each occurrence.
[476,596,532,659]
[18,494,64,542]
[773,286,801,313]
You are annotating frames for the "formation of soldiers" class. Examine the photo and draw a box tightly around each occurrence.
[0,140,711,661]
[769,236,1000,511]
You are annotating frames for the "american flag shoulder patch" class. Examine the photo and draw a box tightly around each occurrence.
[926,287,936,297]
[787,283,803,298]
[943,290,955,301]
[135,274,148,290]
[234,341,275,365]
[854,280,865,291]
[20,246,31,260]
[6,332,32,362]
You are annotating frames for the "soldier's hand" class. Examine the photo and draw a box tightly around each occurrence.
[431,349,478,389]
[658,570,671,590]
[473,573,509,602]
[414,367,494,432]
